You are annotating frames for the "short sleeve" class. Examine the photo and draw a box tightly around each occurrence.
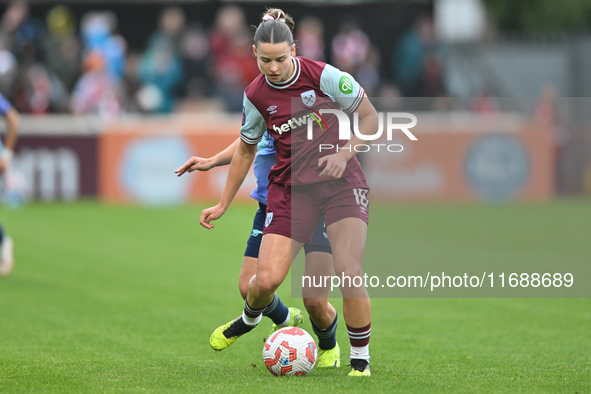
[240,94,266,145]
[0,94,12,116]
[319,64,365,113]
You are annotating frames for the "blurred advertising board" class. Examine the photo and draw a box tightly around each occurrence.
[11,112,552,204]
[362,114,554,202]
[11,135,98,202]
[98,114,256,204]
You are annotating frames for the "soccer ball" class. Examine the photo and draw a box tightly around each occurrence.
[263,326,317,376]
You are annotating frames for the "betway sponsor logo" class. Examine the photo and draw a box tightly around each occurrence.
[272,111,327,135]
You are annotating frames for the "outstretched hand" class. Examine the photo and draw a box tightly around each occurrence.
[175,157,213,177]
[200,204,226,229]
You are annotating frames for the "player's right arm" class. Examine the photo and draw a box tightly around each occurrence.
[200,140,257,229]
[175,138,240,176]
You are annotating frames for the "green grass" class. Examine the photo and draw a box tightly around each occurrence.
[1,201,590,392]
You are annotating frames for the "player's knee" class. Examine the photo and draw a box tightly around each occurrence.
[303,298,327,317]
[238,274,255,300]
[238,282,248,300]
[253,275,281,298]
[335,265,363,279]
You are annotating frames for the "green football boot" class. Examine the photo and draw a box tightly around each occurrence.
[264,307,304,340]
[316,342,341,368]
[348,359,371,376]
[210,317,252,351]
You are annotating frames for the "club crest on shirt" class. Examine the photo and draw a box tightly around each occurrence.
[301,90,316,106]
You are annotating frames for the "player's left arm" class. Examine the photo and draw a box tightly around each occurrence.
[318,96,379,179]
[0,108,20,174]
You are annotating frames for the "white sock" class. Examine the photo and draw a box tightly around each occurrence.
[278,309,291,327]
[241,311,262,326]
[350,345,370,362]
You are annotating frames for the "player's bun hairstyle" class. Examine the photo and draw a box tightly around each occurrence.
[253,8,295,47]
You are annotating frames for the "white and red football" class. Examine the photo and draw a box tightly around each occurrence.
[263,326,317,376]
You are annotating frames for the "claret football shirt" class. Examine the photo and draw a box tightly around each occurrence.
[240,56,366,186]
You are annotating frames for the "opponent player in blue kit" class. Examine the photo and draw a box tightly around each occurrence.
[0,93,19,277]
[176,131,341,368]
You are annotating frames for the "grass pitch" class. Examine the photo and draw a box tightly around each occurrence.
[1,200,590,392]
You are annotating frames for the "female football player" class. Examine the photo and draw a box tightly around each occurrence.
[198,8,377,376]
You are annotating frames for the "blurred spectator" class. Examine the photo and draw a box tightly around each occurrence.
[0,0,48,112]
[419,53,446,100]
[137,39,183,114]
[0,0,45,68]
[0,49,18,97]
[70,51,124,117]
[137,35,184,113]
[179,23,210,99]
[375,83,403,111]
[430,93,455,112]
[6,5,75,114]
[471,86,500,114]
[535,83,560,126]
[134,7,185,113]
[391,14,442,97]
[80,11,127,81]
[155,7,185,50]
[123,51,142,113]
[331,18,370,76]
[534,83,569,194]
[295,16,325,61]
[208,5,258,112]
[209,5,246,62]
[356,46,381,97]
[14,63,68,114]
[43,5,82,92]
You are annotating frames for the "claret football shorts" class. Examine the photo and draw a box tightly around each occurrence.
[263,179,370,244]
[246,201,331,257]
